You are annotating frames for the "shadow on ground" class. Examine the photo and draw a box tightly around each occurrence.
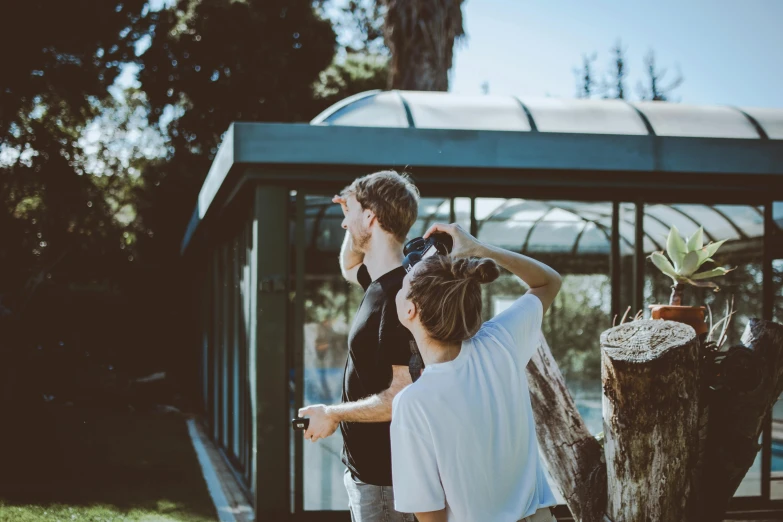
[0,403,217,521]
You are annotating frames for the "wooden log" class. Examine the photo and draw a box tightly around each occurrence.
[601,320,700,522]
[527,334,606,522]
[701,319,783,522]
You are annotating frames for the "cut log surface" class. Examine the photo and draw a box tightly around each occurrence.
[601,320,700,522]
[527,334,606,522]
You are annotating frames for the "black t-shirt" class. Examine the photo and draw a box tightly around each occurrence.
[341,264,414,486]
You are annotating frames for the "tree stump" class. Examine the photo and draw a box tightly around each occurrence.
[700,319,783,521]
[527,334,606,522]
[600,320,700,522]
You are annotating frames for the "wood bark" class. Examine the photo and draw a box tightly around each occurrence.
[600,320,700,522]
[701,319,783,521]
[527,334,606,522]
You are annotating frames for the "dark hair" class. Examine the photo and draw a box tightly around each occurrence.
[341,170,419,243]
[407,256,500,343]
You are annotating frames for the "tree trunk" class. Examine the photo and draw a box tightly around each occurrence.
[700,319,783,521]
[382,0,465,91]
[527,334,606,522]
[600,320,700,522]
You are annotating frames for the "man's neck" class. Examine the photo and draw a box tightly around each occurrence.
[363,233,404,281]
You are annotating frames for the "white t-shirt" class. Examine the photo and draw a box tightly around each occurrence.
[390,293,557,522]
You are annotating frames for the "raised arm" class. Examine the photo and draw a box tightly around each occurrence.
[338,230,364,285]
[424,223,562,314]
[333,195,364,285]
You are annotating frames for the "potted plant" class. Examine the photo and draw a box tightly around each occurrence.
[648,226,735,337]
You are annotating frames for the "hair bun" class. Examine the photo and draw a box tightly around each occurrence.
[452,257,500,284]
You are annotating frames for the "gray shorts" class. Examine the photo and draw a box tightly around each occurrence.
[344,469,415,522]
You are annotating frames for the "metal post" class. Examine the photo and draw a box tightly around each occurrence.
[611,202,621,322]
[254,185,290,517]
[470,197,478,237]
[294,192,305,514]
[762,202,773,501]
[634,203,645,316]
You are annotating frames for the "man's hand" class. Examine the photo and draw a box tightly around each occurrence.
[299,404,340,442]
[332,195,348,216]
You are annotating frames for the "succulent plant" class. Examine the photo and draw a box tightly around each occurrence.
[648,226,735,306]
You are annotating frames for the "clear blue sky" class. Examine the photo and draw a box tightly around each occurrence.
[450,0,783,108]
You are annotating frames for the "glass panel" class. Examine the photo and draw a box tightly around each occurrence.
[644,204,702,240]
[712,205,765,238]
[521,97,649,135]
[740,107,783,140]
[222,244,230,450]
[526,221,581,253]
[773,203,783,499]
[773,389,783,499]
[644,203,765,497]
[575,222,609,254]
[316,91,409,128]
[645,204,764,347]
[670,204,741,242]
[409,198,449,239]
[477,198,613,501]
[735,442,763,497]
[633,102,760,139]
[303,277,360,510]
[618,203,637,318]
[475,197,509,221]
[454,197,471,231]
[400,92,531,131]
[232,237,241,460]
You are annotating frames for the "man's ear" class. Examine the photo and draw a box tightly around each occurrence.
[364,208,377,228]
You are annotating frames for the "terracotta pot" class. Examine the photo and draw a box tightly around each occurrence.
[649,304,708,336]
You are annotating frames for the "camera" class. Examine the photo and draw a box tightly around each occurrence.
[292,417,310,431]
[402,232,453,273]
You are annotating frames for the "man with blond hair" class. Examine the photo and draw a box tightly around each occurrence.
[299,170,419,522]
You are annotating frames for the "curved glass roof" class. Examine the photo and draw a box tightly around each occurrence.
[303,196,765,260]
[311,90,783,140]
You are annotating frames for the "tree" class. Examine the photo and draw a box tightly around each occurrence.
[381,0,466,91]
[0,0,149,141]
[312,53,389,115]
[637,50,684,101]
[317,0,388,54]
[574,53,598,99]
[0,0,152,308]
[607,40,627,99]
[572,43,683,101]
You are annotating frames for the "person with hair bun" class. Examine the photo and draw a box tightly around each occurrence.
[391,223,562,522]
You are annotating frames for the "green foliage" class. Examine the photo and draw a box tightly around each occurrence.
[139,0,336,157]
[0,0,150,139]
[312,53,389,115]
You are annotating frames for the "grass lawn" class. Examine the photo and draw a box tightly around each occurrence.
[0,404,217,522]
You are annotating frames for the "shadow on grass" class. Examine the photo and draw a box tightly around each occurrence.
[0,403,218,521]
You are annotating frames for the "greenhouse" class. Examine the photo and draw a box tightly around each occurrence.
[180,90,783,520]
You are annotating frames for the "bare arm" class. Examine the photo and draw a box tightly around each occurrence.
[338,230,364,285]
[473,242,562,314]
[328,365,411,423]
[424,223,562,314]
[299,366,412,441]
[415,509,448,522]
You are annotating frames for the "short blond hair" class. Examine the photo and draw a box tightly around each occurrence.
[341,170,419,243]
